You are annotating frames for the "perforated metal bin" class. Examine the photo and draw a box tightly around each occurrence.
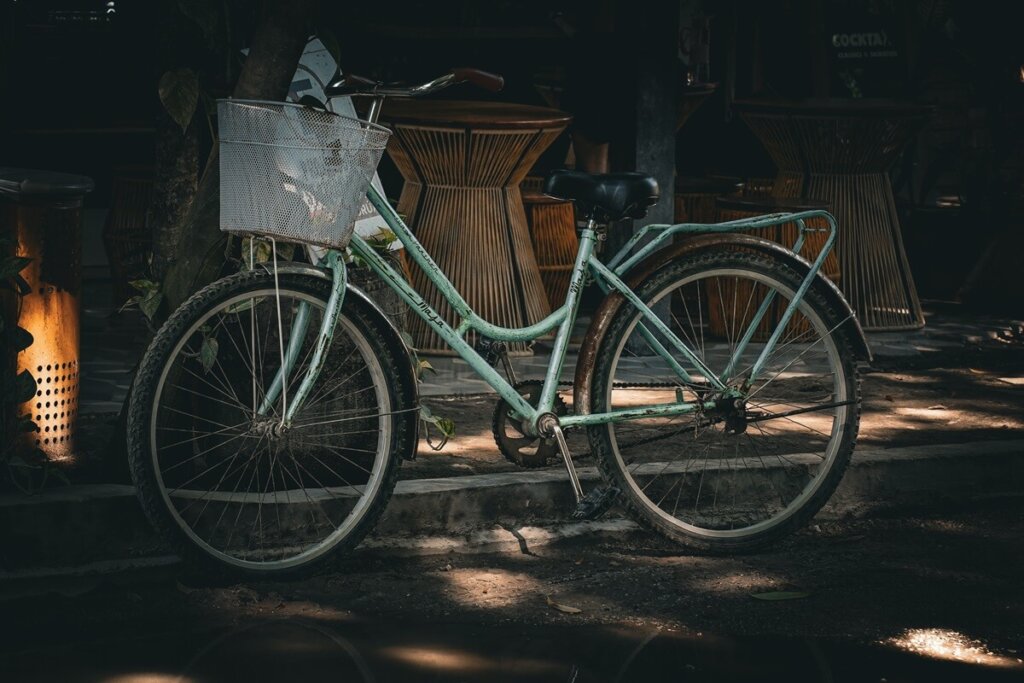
[0,168,94,461]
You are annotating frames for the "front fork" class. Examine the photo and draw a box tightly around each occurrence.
[257,249,347,424]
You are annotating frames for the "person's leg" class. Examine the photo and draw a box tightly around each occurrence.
[572,131,610,174]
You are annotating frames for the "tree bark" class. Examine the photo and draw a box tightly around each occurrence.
[161,0,319,311]
[149,110,199,281]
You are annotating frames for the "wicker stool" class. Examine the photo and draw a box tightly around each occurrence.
[739,176,777,200]
[674,176,742,224]
[710,196,840,341]
[382,101,570,354]
[522,187,578,309]
[734,99,930,330]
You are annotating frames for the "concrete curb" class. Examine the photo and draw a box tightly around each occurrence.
[1,439,1022,574]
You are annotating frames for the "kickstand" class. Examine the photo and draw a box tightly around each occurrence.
[550,423,621,520]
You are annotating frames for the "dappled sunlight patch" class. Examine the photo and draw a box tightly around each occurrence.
[689,569,782,594]
[379,644,560,675]
[442,568,543,609]
[883,628,1023,668]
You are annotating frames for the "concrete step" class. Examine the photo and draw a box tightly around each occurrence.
[1,439,1022,577]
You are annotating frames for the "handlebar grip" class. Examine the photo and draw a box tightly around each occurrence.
[451,68,505,93]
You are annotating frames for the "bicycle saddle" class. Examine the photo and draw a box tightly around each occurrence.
[543,170,659,221]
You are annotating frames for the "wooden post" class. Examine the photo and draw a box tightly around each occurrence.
[617,0,679,348]
[620,0,680,232]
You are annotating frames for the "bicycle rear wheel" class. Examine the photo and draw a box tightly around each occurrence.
[586,251,860,551]
[127,270,416,578]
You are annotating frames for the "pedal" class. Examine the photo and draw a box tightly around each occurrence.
[572,486,620,521]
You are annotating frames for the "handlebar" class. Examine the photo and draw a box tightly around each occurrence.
[325,68,504,99]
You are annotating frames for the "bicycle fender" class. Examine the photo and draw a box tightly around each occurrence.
[575,234,871,415]
[257,261,421,458]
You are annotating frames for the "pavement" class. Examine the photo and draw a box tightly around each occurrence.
[1,290,1020,577]
[1,499,1023,682]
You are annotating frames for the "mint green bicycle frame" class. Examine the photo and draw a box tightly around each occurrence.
[271,183,838,437]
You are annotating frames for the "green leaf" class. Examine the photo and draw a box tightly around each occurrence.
[367,228,399,251]
[243,237,274,265]
[129,279,160,293]
[138,287,163,321]
[417,359,436,377]
[751,591,811,601]
[11,273,30,295]
[9,370,36,404]
[200,336,219,374]
[0,256,31,280]
[17,415,38,432]
[8,325,32,352]
[436,417,456,438]
[159,68,200,133]
[420,406,455,436]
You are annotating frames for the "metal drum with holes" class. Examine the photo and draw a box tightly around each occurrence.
[0,168,94,461]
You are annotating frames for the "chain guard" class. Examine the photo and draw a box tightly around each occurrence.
[492,381,568,468]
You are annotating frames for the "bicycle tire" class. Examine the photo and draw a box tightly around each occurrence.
[586,250,860,552]
[127,269,417,579]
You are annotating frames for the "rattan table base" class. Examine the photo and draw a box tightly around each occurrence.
[383,101,570,354]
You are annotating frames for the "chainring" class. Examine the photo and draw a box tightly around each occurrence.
[492,380,568,468]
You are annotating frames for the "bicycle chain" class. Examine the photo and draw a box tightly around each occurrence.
[555,380,698,389]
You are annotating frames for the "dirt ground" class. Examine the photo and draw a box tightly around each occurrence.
[2,498,1022,675]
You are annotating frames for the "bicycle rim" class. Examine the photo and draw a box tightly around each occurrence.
[596,260,854,541]
[147,286,393,570]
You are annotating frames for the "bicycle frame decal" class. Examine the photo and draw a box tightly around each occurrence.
[290,185,843,433]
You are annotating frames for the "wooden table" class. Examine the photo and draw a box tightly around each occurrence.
[381,100,571,354]
[734,99,931,331]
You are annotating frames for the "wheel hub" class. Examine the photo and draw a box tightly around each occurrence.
[250,417,288,439]
[713,393,748,435]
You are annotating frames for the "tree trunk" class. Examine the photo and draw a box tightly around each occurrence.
[161,0,319,312]
[149,110,199,281]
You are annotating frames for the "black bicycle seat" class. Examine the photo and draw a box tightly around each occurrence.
[543,170,659,221]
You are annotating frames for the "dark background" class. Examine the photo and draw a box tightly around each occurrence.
[1,0,1022,306]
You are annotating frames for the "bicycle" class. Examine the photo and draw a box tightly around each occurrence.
[126,68,870,578]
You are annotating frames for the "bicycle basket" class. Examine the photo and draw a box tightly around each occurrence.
[217,99,391,249]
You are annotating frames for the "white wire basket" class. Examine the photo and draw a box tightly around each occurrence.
[217,99,391,249]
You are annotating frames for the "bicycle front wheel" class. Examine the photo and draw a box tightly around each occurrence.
[127,270,416,578]
[587,251,860,551]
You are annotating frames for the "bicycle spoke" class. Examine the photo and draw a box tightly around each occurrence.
[138,278,401,572]
[596,258,855,542]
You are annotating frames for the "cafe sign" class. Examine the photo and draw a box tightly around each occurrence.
[831,30,898,60]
